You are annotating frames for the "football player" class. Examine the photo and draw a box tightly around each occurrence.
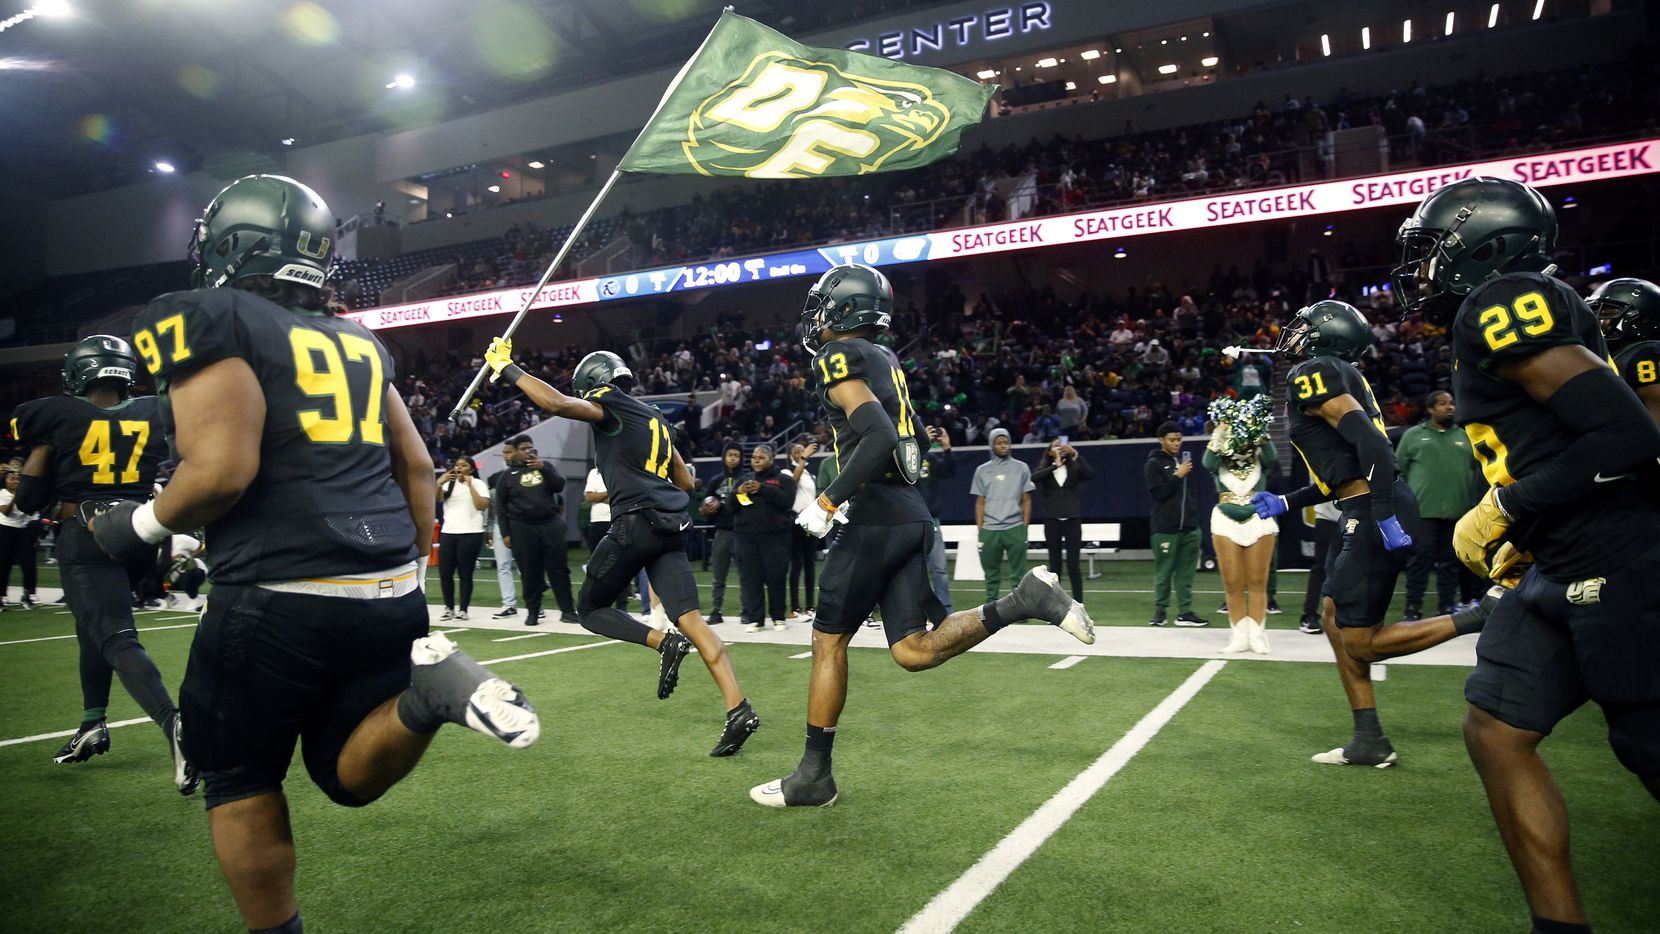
[1254,301,1496,767]
[750,264,1096,808]
[483,342,760,755]
[12,336,196,792]
[1586,277,1660,424]
[1395,177,1660,934]
[88,175,539,934]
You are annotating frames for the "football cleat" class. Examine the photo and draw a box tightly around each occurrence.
[1312,736,1398,768]
[1007,566,1096,645]
[710,699,760,757]
[1298,616,1324,635]
[168,715,200,797]
[657,631,691,700]
[408,633,539,748]
[750,770,838,808]
[53,720,111,764]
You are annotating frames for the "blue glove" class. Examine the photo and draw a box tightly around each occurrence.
[1378,514,1413,551]
[1250,492,1287,519]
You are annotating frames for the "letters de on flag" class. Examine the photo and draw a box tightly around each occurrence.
[618,11,996,179]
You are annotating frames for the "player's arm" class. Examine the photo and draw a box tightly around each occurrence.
[1638,384,1660,429]
[1489,344,1660,517]
[15,445,52,514]
[385,386,437,562]
[483,338,604,423]
[1309,392,1400,520]
[667,446,697,493]
[816,378,898,511]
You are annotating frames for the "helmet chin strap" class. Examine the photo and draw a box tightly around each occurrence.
[211,235,272,288]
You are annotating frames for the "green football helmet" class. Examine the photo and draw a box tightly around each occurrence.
[1587,277,1660,345]
[1277,301,1373,362]
[571,350,633,395]
[188,174,335,290]
[62,335,138,397]
[1391,176,1557,324]
[801,263,893,354]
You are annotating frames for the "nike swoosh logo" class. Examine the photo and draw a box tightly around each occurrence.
[1593,473,1629,483]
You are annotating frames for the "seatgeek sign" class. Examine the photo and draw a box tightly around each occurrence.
[343,137,1659,332]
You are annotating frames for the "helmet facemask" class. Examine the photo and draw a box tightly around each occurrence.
[800,288,833,354]
[1275,314,1312,359]
[1391,212,1470,326]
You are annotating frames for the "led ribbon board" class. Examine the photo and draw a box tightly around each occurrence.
[344,137,1658,331]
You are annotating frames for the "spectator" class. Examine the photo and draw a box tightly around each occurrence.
[0,468,40,608]
[1299,501,1342,635]
[1396,390,1480,619]
[729,444,795,633]
[495,436,574,625]
[485,441,521,619]
[918,425,956,615]
[699,442,745,624]
[1145,422,1207,627]
[437,457,491,620]
[1031,439,1093,601]
[1055,385,1088,436]
[786,440,821,620]
[972,428,1034,601]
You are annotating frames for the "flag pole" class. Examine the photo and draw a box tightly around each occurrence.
[448,8,734,422]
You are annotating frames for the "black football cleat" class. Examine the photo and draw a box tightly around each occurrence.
[657,631,691,700]
[53,720,111,764]
[710,699,760,757]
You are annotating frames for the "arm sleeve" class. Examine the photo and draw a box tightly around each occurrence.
[1285,482,1337,510]
[823,402,899,506]
[1071,455,1093,481]
[1499,366,1660,518]
[15,474,49,514]
[1336,409,1399,519]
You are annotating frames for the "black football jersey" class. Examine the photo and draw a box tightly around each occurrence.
[132,288,417,584]
[813,337,930,526]
[12,394,164,503]
[1286,356,1392,495]
[582,385,691,517]
[1452,271,1659,579]
[1613,340,1660,394]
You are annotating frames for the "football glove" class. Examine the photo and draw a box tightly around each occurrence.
[1453,486,1515,581]
[796,494,845,539]
[1378,515,1413,552]
[1487,542,1533,589]
[484,337,524,385]
[1250,492,1288,519]
[85,499,172,562]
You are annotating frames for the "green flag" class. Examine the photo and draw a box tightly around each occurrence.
[618,10,996,179]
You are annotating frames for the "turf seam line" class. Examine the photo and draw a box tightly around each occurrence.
[479,640,620,665]
[789,651,813,659]
[896,659,1227,934]
[1048,655,1088,670]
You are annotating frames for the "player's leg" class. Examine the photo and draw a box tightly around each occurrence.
[209,792,301,931]
[1313,596,1396,766]
[543,519,575,616]
[646,539,758,755]
[574,517,698,703]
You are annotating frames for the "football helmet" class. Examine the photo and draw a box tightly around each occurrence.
[62,335,138,397]
[1391,177,1557,324]
[571,350,633,395]
[1276,301,1372,362]
[1586,277,1660,345]
[189,174,335,290]
[801,264,893,354]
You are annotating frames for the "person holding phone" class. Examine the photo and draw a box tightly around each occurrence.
[436,458,490,620]
[1031,437,1093,602]
[1145,422,1207,627]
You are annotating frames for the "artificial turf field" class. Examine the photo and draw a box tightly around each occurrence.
[2,558,1656,933]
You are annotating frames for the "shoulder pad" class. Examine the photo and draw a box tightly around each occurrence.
[1456,275,1583,368]
[131,289,245,386]
[1288,357,1350,407]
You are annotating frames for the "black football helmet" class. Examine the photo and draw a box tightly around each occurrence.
[801,264,893,354]
[1391,177,1557,324]
[189,174,335,290]
[62,335,138,397]
[1276,301,1373,362]
[571,350,634,395]
[1586,277,1660,346]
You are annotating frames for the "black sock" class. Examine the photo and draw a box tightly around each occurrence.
[250,912,303,934]
[1531,917,1591,934]
[81,706,107,725]
[801,724,835,778]
[576,607,655,647]
[981,603,1009,634]
[109,644,179,728]
[1352,707,1383,740]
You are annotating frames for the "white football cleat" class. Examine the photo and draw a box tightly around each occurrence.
[409,633,540,749]
[1311,740,1397,768]
[1027,566,1096,645]
[749,775,838,808]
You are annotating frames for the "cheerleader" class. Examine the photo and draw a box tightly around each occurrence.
[1203,397,1278,655]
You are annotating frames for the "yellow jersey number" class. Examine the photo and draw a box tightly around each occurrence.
[1636,359,1658,384]
[1293,371,1328,400]
[889,366,917,438]
[290,328,386,445]
[817,352,849,385]
[642,417,673,479]
[79,420,151,485]
[1478,291,1554,352]
[132,313,192,375]
[1464,422,1516,487]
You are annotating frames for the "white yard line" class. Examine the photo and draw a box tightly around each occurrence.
[491,632,552,643]
[896,659,1227,934]
[480,640,619,665]
[0,623,198,647]
[0,717,152,748]
[1048,655,1088,670]
[433,628,471,636]
[789,651,814,659]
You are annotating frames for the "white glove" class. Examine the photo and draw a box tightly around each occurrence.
[796,499,844,539]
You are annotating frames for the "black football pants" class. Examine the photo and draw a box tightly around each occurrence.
[57,520,178,729]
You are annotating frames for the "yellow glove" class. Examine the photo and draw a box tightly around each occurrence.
[484,337,518,383]
[1454,487,1521,584]
[1488,542,1533,590]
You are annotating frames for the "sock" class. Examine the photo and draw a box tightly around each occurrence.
[800,724,836,778]
[81,706,106,725]
[1530,917,1591,934]
[980,603,1009,634]
[576,606,655,647]
[1352,707,1383,740]
[250,912,304,934]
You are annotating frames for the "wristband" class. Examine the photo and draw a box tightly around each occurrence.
[816,493,838,514]
[500,363,526,385]
[132,500,174,545]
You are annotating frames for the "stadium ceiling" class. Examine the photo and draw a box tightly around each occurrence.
[0,0,966,200]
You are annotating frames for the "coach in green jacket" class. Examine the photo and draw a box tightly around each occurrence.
[1145,422,1207,627]
[1396,391,1480,618]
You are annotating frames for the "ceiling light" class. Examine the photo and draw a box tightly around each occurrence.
[527,160,544,169]
[1113,247,1127,259]
[280,137,296,146]
[1202,31,1210,37]
[1445,11,1455,34]
[1080,49,1101,60]
[1561,195,1577,208]
[487,184,500,193]
[1403,19,1412,42]
[1036,57,1058,68]
[1322,226,1334,236]
[1158,63,1178,74]
[1532,0,1544,19]
[1362,26,1371,49]
[408,198,421,204]
[153,161,175,174]
[1114,47,1122,53]
[1201,56,1219,67]
[1488,3,1500,27]
[1064,81,1076,90]
[34,0,71,15]
[976,68,998,79]
[1160,39,1167,45]
[1097,74,1117,84]
[1180,35,1188,41]
[1320,34,1330,56]
[388,73,415,90]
